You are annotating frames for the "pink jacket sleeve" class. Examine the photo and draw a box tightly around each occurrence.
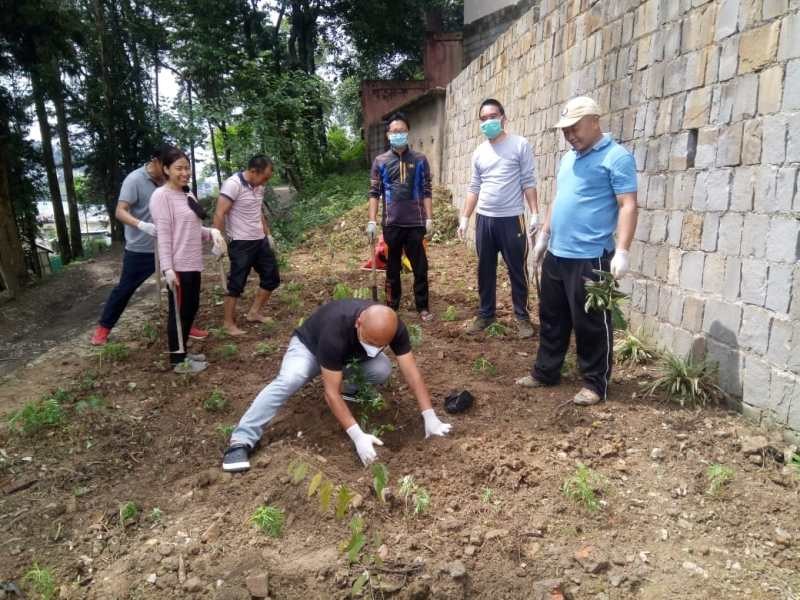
[149,189,174,272]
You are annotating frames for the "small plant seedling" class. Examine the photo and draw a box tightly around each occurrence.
[253,341,277,356]
[287,459,309,484]
[285,281,303,293]
[98,341,129,365]
[251,505,285,537]
[216,343,239,359]
[203,389,227,412]
[216,424,235,438]
[472,356,497,377]
[75,395,105,414]
[318,479,334,513]
[352,287,372,300]
[561,353,577,377]
[297,316,306,327]
[486,322,507,337]
[372,463,389,502]
[119,501,139,526]
[335,484,355,520]
[341,516,367,564]
[8,395,64,435]
[407,324,423,348]
[149,507,163,523]
[584,270,628,329]
[398,475,431,516]
[442,305,458,321]
[481,488,494,503]
[645,352,724,407]
[77,373,97,391]
[706,464,735,495]
[23,564,57,600]
[141,322,158,343]
[332,282,353,300]
[207,326,228,339]
[413,487,431,515]
[615,327,657,366]
[562,463,605,512]
[791,453,800,476]
[352,570,370,596]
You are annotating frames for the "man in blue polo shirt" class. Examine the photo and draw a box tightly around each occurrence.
[516,96,638,405]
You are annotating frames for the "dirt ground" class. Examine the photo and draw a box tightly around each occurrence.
[1,200,799,600]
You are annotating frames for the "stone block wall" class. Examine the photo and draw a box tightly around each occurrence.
[443,0,800,441]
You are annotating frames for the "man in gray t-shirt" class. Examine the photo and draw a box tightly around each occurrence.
[91,145,186,345]
[457,98,540,339]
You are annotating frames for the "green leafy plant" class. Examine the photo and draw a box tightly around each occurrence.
[119,501,139,526]
[75,394,105,413]
[285,281,303,293]
[207,326,228,340]
[706,464,735,495]
[77,374,97,392]
[335,484,356,520]
[351,570,370,596]
[288,459,309,485]
[352,287,372,300]
[333,282,353,300]
[345,360,394,436]
[253,341,277,356]
[203,389,227,412]
[8,395,65,435]
[442,305,458,322]
[472,356,497,377]
[560,353,576,377]
[407,323,422,348]
[562,463,605,512]
[23,564,57,600]
[791,453,800,476]
[372,463,389,503]
[481,488,494,503]
[149,507,163,523]
[341,516,367,564]
[251,505,285,537]
[584,270,628,329]
[615,327,657,365]
[141,321,158,343]
[216,424,235,438]
[318,479,335,513]
[398,475,431,516]
[486,322,507,337]
[645,352,724,407]
[216,343,239,359]
[98,341,129,365]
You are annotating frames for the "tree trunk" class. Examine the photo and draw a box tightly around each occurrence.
[52,69,83,258]
[32,72,72,263]
[0,124,27,296]
[186,79,198,197]
[208,119,222,189]
[154,51,160,135]
[219,121,232,177]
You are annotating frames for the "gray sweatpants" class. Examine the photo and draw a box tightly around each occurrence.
[230,336,392,448]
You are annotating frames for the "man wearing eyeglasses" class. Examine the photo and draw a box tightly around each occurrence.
[458,98,539,339]
[222,300,452,472]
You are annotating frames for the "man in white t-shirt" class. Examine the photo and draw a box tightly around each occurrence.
[212,155,280,335]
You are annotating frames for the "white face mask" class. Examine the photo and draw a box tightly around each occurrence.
[360,342,383,358]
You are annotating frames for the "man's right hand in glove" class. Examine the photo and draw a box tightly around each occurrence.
[532,230,550,264]
[366,221,377,242]
[164,269,179,290]
[346,424,383,466]
[137,221,156,237]
[457,216,469,240]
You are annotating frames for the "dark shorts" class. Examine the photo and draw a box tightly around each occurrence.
[227,238,280,297]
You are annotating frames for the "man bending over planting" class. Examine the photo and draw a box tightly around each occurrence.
[222,299,452,471]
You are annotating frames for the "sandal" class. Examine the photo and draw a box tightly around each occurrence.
[419,310,434,322]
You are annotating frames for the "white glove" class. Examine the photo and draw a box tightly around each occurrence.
[533,231,550,264]
[137,221,156,237]
[164,269,179,290]
[610,249,630,279]
[206,228,227,257]
[366,221,377,241]
[425,219,433,232]
[457,216,469,240]
[422,408,452,439]
[527,212,539,237]
[346,424,383,466]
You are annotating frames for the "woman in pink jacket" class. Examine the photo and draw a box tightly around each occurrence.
[150,147,226,374]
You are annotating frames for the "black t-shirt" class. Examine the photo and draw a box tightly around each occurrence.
[293,299,411,371]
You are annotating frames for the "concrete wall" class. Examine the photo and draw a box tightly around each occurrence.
[443,0,800,441]
[360,80,428,130]
[463,0,537,65]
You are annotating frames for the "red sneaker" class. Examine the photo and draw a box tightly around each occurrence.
[189,326,209,340]
[91,325,110,346]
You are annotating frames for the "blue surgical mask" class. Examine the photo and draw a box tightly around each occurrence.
[480,118,503,140]
[388,132,408,148]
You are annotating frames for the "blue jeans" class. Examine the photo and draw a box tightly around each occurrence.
[99,250,155,329]
[231,336,392,448]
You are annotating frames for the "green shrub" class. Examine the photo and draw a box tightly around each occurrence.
[204,389,227,412]
[615,327,657,365]
[251,505,285,537]
[98,342,129,364]
[706,464,734,495]
[442,305,458,321]
[645,352,724,407]
[8,396,64,434]
[23,564,56,600]
[562,463,606,512]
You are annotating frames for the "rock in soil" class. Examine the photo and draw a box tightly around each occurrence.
[246,573,269,598]
[404,581,430,600]
[183,576,203,593]
[574,545,609,574]
[740,435,769,456]
[448,560,467,579]
[532,578,568,600]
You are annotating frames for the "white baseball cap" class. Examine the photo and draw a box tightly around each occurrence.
[554,96,601,128]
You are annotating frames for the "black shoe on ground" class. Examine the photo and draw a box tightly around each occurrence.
[222,444,251,472]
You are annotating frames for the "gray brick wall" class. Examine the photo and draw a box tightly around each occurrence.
[443,0,800,442]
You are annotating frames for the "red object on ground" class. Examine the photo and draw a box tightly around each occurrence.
[189,326,209,340]
[361,234,388,271]
[90,325,110,346]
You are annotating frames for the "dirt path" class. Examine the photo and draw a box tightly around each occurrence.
[0,199,798,600]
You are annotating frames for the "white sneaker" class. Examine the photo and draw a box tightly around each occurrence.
[173,358,208,374]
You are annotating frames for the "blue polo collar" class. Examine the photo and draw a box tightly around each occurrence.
[576,133,612,158]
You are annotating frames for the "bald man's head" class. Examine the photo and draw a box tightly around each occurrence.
[356,305,398,347]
